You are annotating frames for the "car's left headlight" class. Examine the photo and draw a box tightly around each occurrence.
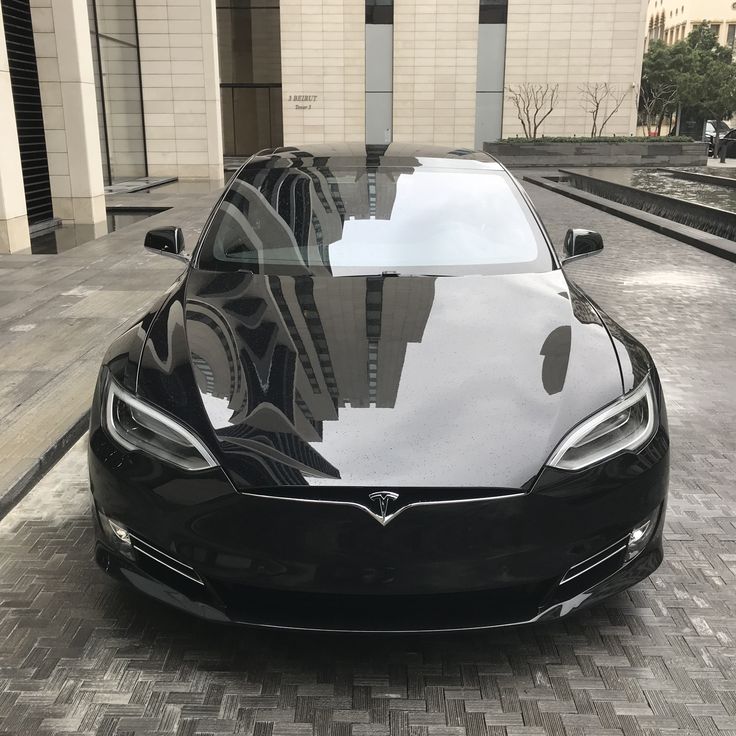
[547,375,658,471]
[103,376,219,471]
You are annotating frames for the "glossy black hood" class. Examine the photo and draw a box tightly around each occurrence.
[137,268,626,490]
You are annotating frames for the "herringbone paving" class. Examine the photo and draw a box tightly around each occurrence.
[0,185,735,736]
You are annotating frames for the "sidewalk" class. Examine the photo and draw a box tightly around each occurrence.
[0,184,223,512]
[707,156,736,169]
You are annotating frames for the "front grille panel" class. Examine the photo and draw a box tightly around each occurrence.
[208,578,554,631]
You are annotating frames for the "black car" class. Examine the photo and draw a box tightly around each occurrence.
[88,144,669,632]
[705,120,732,156]
[711,128,736,158]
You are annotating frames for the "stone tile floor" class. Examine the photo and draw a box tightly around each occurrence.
[0,185,735,735]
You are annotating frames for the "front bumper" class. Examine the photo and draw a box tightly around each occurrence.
[89,417,669,632]
[93,526,664,632]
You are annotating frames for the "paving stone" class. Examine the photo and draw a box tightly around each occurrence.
[0,370,56,421]
[0,186,734,736]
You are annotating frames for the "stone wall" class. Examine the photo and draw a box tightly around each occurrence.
[484,141,707,168]
[136,0,224,181]
[280,0,365,145]
[392,0,479,148]
[503,0,647,138]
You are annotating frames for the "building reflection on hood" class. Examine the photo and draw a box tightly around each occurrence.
[185,149,436,486]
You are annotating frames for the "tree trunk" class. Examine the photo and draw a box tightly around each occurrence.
[656,111,665,135]
[675,103,682,136]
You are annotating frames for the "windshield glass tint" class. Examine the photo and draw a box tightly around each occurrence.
[196,157,553,276]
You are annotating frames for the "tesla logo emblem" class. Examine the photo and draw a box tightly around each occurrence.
[368,492,399,526]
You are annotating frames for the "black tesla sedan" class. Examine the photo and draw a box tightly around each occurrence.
[88,144,669,632]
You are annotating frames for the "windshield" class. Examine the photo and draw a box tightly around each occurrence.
[195,159,554,276]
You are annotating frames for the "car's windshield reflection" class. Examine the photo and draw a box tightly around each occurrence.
[195,148,553,277]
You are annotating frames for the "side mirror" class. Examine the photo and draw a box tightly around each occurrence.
[563,228,603,264]
[144,227,188,262]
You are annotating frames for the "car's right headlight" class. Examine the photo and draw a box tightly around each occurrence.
[547,375,658,471]
[102,375,218,472]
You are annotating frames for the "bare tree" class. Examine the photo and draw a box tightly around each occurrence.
[638,82,678,135]
[579,83,629,137]
[506,83,560,139]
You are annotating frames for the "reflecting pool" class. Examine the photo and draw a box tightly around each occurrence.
[565,167,736,213]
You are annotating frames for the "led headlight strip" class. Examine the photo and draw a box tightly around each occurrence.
[104,377,218,471]
[547,376,658,471]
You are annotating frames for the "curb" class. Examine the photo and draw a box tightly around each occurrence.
[0,413,89,522]
[523,175,736,263]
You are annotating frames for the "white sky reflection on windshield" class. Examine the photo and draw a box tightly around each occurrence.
[330,170,538,270]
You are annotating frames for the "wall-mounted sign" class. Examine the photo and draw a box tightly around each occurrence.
[288,94,318,110]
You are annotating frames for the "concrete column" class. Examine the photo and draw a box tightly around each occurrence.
[0,11,31,253]
[30,0,106,225]
[137,0,224,182]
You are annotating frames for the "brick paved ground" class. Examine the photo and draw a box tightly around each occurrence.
[0,185,735,736]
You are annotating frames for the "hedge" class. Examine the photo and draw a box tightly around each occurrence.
[496,136,697,144]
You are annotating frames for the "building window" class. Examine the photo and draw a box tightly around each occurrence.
[216,0,283,156]
[2,0,54,223]
[711,23,721,38]
[366,0,392,25]
[728,23,736,47]
[479,0,508,24]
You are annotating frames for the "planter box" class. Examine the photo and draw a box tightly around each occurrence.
[483,141,707,168]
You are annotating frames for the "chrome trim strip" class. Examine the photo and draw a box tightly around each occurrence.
[237,490,526,526]
[131,544,205,585]
[563,534,629,576]
[129,534,196,569]
[560,544,627,584]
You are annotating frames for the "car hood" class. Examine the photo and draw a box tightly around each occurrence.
[139,268,622,490]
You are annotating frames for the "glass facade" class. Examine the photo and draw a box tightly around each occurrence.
[217,0,283,156]
[479,0,508,24]
[366,0,393,24]
[87,0,147,184]
[476,0,507,146]
[365,0,393,144]
[2,0,54,224]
